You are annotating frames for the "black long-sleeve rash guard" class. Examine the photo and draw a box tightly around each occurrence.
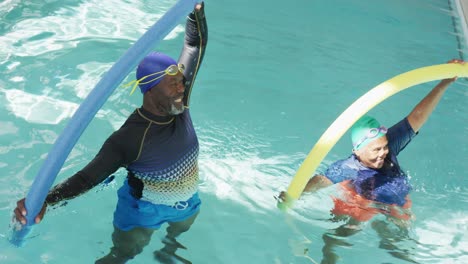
[45,5,208,206]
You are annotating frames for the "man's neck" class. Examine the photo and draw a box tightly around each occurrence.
[142,97,166,117]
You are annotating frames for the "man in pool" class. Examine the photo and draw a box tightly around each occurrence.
[13,3,207,264]
[279,59,464,263]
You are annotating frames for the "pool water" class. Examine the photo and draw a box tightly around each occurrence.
[0,0,467,263]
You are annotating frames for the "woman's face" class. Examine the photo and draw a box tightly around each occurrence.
[355,136,389,169]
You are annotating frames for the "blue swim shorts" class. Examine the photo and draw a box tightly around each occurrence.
[113,181,201,231]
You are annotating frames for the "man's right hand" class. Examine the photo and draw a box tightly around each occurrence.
[13,198,47,225]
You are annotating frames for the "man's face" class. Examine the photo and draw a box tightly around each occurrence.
[147,72,185,116]
[354,136,389,169]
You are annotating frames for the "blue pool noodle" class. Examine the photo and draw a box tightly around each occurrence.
[10,0,198,247]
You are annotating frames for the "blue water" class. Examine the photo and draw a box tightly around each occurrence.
[1,0,467,263]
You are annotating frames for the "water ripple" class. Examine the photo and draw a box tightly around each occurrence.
[198,122,304,214]
[1,0,182,61]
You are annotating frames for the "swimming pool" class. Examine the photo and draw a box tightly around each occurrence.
[1,0,467,263]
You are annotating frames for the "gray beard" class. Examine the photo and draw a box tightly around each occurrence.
[168,103,185,115]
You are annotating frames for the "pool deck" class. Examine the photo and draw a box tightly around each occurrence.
[456,0,468,37]
[459,0,468,23]
[454,0,468,52]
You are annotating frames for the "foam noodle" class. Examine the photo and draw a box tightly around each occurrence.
[9,0,198,247]
[279,63,468,210]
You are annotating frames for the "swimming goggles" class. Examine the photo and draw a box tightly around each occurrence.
[353,126,388,149]
[124,63,185,95]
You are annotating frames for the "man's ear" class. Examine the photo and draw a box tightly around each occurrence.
[146,87,155,94]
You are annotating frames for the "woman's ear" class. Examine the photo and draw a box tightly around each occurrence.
[353,149,361,160]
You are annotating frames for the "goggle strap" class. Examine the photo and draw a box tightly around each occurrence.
[122,71,165,95]
[129,82,139,95]
[121,80,139,95]
[121,64,184,95]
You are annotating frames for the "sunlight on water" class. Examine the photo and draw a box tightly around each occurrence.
[198,124,298,212]
[5,89,78,124]
[0,0,466,263]
[415,212,468,263]
[0,0,183,63]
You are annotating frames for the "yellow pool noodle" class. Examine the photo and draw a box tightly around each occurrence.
[280,63,468,210]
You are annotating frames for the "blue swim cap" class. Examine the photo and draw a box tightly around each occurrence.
[351,115,387,150]
[136,52,177,94]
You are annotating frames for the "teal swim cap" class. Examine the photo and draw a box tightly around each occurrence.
[351,115,387,150]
